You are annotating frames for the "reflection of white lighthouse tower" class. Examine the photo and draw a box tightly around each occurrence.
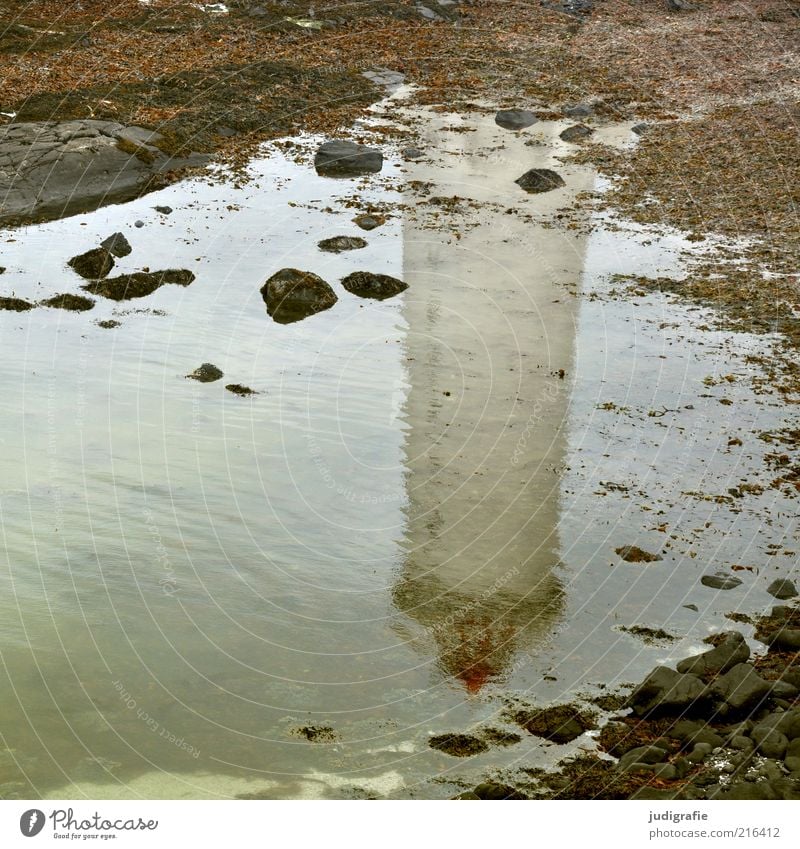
[393,108,594,692]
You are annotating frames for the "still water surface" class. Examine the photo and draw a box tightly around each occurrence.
[0,99,793,798]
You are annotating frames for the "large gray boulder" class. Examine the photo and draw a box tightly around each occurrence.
[0,120,205,226]
[627,666,708,717]
[495,109,537,131]
[700,572,742,590]
[261,268,337,324]
[767,579,798,600]
[314,140,383,177]
[676,632,750,677]
[711,663,771,713]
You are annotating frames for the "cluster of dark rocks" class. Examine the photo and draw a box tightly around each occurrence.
[442,602,799,800]
[605,605,800,799]
[185,362,258,397]
[492,107,596,192]
[261,266,408,324]
[66,234,196,303]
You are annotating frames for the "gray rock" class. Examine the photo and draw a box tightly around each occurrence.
[515,168,566,194]
[100,232,132,258]
[665,719,706,741]
[620,762,655,775]
[751,724,789,759]
[767,579,798,600]
[770,778,800,800]
[683,728,724,749]
[261,268,337,324]
[317,236,367,254]
[683,603,699,611]
[495,109,538,131]
[353,214,385,231]
[68,248,114,280]
[618,745,669,771]
[563,103,594,118]
[559,124,594,143]
[402,147,424,160]
[673,756,691,779]
[0,120,205,226]
[340,271,408,301]
[770,629,800,651]
[631,123,651,135]
[627,666,708,717]
[772,680,800,699]
[651,763,677,781]
[686,742,713,763]
[186,363,223,383]
[701,573,743,590]
[676,631,750,677]
[757,708,800,740]
[472,782,527,800]
[707,781,780,800]
[134,220,145,228]
[786,751,800,771]
[711,663,771,712]
[314,140,383,177]
[154,205,173,215]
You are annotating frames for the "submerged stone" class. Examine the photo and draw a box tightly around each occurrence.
[314,140,382,177]
[515,168,565,193]
[428,733,488,757]
[225,383,257,396]
[318,236,367,253]
[83,269,195,301]
[340,271,408,300]
[509,704,596,743]
[186,363,223,383]
[616,545,662,563]
[261,268,337,324]
[560,124,594,143]
[353,213,385,231]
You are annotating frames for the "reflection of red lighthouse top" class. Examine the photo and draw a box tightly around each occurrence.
[439,615,518,694]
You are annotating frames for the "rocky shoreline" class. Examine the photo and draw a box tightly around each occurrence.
[438,598,800,800]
